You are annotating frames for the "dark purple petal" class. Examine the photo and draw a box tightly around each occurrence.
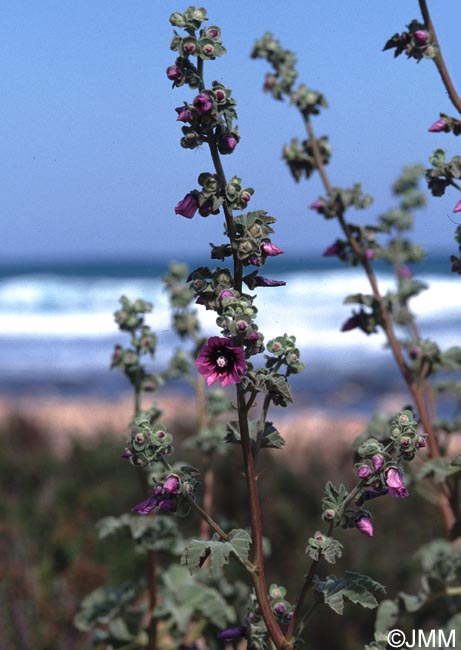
[261,240,284,257]
[254,276,286,287]
[217,626,246,641]
[323,243,340,257]
[341,316,359,332]
[131,495,158,515]
[193,93,213,115]
[175,193,199,219]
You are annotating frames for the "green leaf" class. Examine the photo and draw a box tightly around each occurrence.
[417,457,461,484]
[74,583,137,631]
[156,565,235,631]
[441,346,461,372]
[344,293,375,307]
[374,599,399,634]
[181,529,251,577]
[429,148,446,167]
[96,514,184,554]
[306,533,343,564]
[314,571,385,615]
[322,482,349,511]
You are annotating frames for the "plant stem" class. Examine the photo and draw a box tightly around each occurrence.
[304,115,457,536]
[418,0,461,113]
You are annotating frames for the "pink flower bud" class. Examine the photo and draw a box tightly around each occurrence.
[414,30,429,44]
[372,455,384,472]
[357,465,372,479]
[453,199,461,213]
[385,467,409,498]
[428,118,448,132]
[163,475,180,494]
[175,106,193,122]
[341,316,359,332]
[309,199,324,213]
[323,243,340,257]
[261,240,284,257]
[355,516,374,537]
[166,65,181,81]
[397,265,412,279]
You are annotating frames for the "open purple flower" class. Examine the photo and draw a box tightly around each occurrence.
[175,192,199,219]
[355,516,374,537]
[131,494,159,515]
[385,467,409,498]
[195,336,246,387]
[193,93,213,115]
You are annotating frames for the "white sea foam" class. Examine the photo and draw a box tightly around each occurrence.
[0,270,458,382]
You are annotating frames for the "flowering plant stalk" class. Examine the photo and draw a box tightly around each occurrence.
[75,5,461,650]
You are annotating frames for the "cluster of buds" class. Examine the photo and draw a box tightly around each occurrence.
[169,8,226,62]
[268,584,293,626]
[251,32,298,99]
[383,20,438,61]
[114,296,152,332]
[175,173,253,221]
[290,83,328,118]
[266,334,304,375]
[388,409,427,461]
[323,230,377,266]
[232,210,278,264]
[124,411,174,466]
[216,291,262,351]
[283,136,331,182]
[111,296,160,391]
[425,148,461,204]
[310,184,373,220]
[225,175,254,211]
[173,80,239,154]
[428,113,461,136]
[341,293,383,335]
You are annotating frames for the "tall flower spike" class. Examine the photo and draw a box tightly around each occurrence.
[195,336,246,387]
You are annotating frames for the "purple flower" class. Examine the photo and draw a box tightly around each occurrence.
[131,494,159,515]
[166,64,181,81]
[364,248,374,261]
[193,93,213,115]
[355,516,374,537]
[363,487,389,501]
[175,105,193,122]
[398,264,412,279]
[341,315,359,332]
[217,133,239,154]
[261,239,284,257]
[195,336,246,387]
[453,199,461,213]
[217,627,246,641]
[451,259,461,273]
[323,242,341,257]
[121,447,132,459]
[175,193,199,219]
[357,465,372,480]
[157,498,176,512]
[385,467,409,498]
[253,276,286,287]
[414,29,429,44]
[428,118,448,133]
[274,603,286,615]
[310,199,324,213]
[372,454,385,472]
[163,475,180,494]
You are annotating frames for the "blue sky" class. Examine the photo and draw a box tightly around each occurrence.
[2,0,460,260]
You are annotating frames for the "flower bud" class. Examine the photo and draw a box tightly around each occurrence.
[169,12,186,27]
[309,199,324,213]
[364,248,374,261]
[397,264,412,279]
[385,467,409,498]
[453,199,461,213]
[400,436,411,448]
[261,239,284,257]
[323,508,336,521]
[414,29,429,44]
[355,516,374,537]
[341,316,359,332]
[217,627,246,641]
[163,475,180,494]
[217,133,239,154]
[175,106,193,122]
[323,242,341,257]
[416,435,426,448]
[428,118,448,132]
[166,64,181,81]
[357,465,372,480]
[274,603,286,615]
[371,454,384,472]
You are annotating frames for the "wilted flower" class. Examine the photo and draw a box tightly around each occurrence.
[355,516,374,537]
[253,276,286,287]
[195,336,246,387]
[385,467,409,498]
[175,192,199,218]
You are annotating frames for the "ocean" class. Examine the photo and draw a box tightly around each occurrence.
[0,254,459,412]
